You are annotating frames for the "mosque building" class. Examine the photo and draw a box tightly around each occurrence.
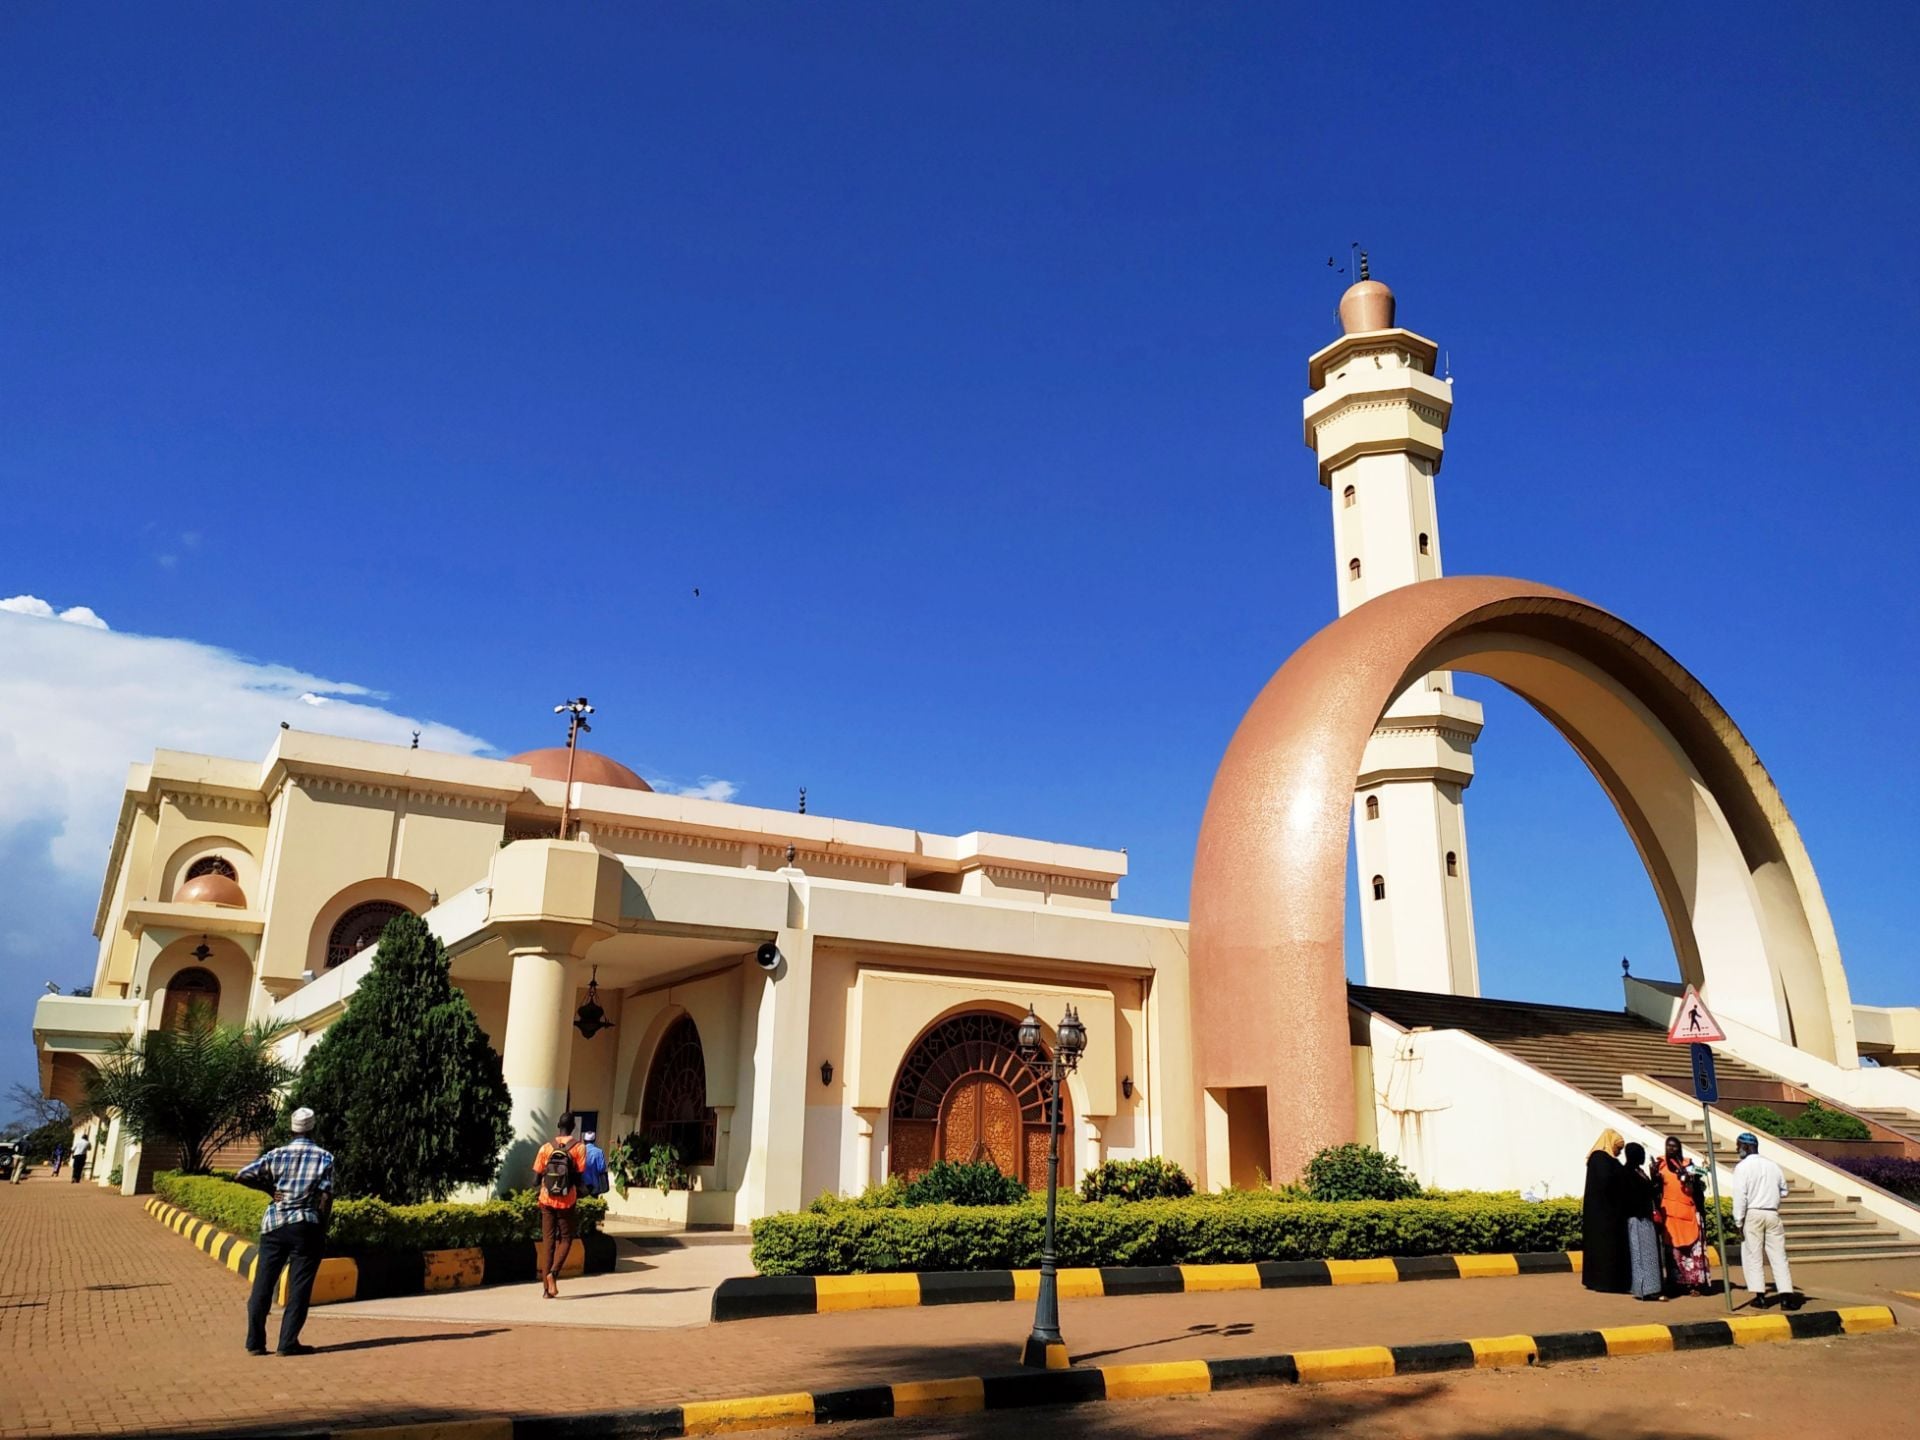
[32,279,1920,1257]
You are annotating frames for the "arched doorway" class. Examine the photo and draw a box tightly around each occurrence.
[1189,575,1859,1184]
[888,1012,1065,1191]
[639,1015,717,1165]
[160,967,221,1031]
[326,900,409,969]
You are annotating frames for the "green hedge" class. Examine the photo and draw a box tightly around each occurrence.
[750,1192,1585,1276]
[153,1172,606,1252]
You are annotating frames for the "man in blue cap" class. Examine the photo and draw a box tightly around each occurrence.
[1732,1131,1797,1309]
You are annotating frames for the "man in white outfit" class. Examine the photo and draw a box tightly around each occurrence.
[1732,1131,1797,1309]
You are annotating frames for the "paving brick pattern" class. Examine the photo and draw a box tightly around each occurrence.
[4,1177,1918,1438]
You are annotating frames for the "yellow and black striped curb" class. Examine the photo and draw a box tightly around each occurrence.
[144,1198,616,1305]
[712,1250,1588,1321]
[190,1305,1899,1440]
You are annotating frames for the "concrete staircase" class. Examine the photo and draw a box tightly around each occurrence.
[1854,1106,1920,1145]
[1352,985,1920,1265]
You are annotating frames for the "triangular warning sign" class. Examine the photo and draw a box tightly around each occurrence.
[1666,984,1728,1044]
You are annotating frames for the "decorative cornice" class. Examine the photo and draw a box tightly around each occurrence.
[586,824,744,857]
[291,774,507,813]
[158,789,269,817]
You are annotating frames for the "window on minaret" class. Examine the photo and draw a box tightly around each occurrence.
[1371,875,1386,901]
[1343,485,1356,509]
[1365,796,1379,821]
[1418,533,1430,555]
[1446,851,1458,877]
[1348,558,1362,581]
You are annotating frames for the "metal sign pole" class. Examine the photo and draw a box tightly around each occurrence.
[1700,1100,1734,1313]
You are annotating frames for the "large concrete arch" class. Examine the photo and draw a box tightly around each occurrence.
[1189,576,1856,1186]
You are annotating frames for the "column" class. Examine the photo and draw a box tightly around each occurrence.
[1081,1116,1104,1178]
[736,925,815,1218]
[851,1107,882,1194]
[497,943,576,1194]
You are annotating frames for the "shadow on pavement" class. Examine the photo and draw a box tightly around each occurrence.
[316,1327,510,1354]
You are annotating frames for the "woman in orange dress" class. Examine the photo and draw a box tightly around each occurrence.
[1651,1135,1711,1294]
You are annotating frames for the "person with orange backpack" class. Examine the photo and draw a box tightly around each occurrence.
[532,1116,589,1298]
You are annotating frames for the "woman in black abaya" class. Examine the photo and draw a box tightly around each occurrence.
[1581,1128,1632,1293]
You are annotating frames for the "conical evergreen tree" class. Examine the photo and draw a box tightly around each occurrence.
[286,911,512,1202]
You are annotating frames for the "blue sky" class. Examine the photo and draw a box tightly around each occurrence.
[3,5,1917,1099]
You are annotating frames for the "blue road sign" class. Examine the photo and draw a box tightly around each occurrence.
[1690,1042,1718,1103]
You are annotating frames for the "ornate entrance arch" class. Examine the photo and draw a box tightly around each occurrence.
[1190,575,1857,1186]
[889,1012,1065,1190]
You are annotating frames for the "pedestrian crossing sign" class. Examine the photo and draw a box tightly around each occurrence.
[1666,984,1728,1045]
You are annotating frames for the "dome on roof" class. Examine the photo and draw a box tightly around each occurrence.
[176,873,247,908]
[508,747,653,792]
[1337,278,1395,335]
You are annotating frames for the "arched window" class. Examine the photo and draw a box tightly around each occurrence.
[185,855,237,882]
[160,967,220,1031]
[1348,558,1362,581]
[1371,875,1387,901]
[326,900,409,969]
[1342,485,1357,509]
[1446,851,1459,877]
[1418,533,1431,556]
[888,1011,1061,1191]
[640,1015,718,1165]
[1364,796,1380,821]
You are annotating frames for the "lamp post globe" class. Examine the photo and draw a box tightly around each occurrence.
[1017,1004,1042,1055]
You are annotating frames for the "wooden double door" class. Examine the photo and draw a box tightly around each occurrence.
[887,1012,1065,1190]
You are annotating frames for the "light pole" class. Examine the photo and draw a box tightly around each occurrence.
[553,697,594,840]
[1017,1001,1086,1369]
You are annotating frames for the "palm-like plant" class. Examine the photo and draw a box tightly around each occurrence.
[86,1001,295,1174]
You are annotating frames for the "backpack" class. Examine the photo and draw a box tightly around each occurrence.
[542,1142,580,1200]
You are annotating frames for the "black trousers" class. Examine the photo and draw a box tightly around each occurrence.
[246,1221,324,1352]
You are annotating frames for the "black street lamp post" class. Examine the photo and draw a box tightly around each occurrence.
[1017,1001,1086,1369]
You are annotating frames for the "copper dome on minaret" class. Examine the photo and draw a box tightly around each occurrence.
[508,747,653,792]
[176,873,247,908]
[1337,278,1396,334]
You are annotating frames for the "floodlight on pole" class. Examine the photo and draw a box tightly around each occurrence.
[554,697,594,840]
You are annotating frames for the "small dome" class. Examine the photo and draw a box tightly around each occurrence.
[176,873,247,908]
[1338,279,1395,334]
[509,747,653,792]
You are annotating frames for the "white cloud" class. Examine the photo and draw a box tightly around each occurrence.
[1,594,109,629]
[0,600,491,881]
[655,776,740,803]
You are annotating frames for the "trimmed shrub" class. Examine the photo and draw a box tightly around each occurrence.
[902,1160,1028,1208]
[1837,1156,1920,1204]
[750,1191,1583,1276]
[284,912,512,1204]
[153,1171,605,1251]
[1080,1157,1195,1202]
[1731,1100,1872,1142]
[1304,1144,1422,1202]
[809,1176,910,1213]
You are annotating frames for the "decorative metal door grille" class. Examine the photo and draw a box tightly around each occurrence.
[639,1015,718,1165]
[325,900,409,969]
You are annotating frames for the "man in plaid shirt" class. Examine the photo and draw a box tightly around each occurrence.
[236,1106,334,1355]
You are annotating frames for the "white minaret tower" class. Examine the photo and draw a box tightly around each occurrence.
[1302,266,1483,995]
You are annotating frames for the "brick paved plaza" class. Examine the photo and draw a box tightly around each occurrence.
[4,1175,1918,1438]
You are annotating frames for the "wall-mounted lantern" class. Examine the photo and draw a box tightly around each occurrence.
[820,1060,834,1086]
